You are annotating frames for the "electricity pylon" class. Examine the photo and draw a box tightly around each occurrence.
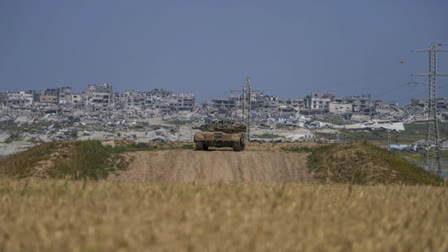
[412,43,448,175]
[230,76,262,141]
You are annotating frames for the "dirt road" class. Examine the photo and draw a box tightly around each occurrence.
[110,150,312,183]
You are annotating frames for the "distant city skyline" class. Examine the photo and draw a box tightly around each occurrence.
[1,0,447,104]
[0,82,441,108]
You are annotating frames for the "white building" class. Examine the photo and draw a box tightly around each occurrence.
[305,93,335,111]
[6,91,34,107]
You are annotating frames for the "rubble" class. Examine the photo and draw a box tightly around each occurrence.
[1,83,447,157]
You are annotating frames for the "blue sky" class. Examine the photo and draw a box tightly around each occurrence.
[0,0,447,104]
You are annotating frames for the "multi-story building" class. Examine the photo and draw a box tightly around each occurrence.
[437,98,448,110]
[58,87,72,104]
[174,94,195,111]
[304,93,335,111]
[147,89,172,98]
[39,88,58,104]
[330,95,372,115]
[71,94,85,108]
[86,83,112,94]
[210,99,236,110]
[0,92,7,106]
[279,98,305,110]
[123,91,146,108]
[38,87,72,105]
[328,103,352,115]
[40,88,59,97]
[39,95,58,104]
[85,84,113,107]
[5,91,34,107]
[114,89,195,112]
[253,95,279,114]
[410,98,426,109]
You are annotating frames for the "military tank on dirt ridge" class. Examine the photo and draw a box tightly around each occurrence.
[193,120,246,151]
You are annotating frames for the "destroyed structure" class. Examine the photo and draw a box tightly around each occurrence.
[1,83,448,158]
[0,84,197,156]
[0,84,195,113]
[207,91,448,123]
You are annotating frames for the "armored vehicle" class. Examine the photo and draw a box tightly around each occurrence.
[193,120,246,151]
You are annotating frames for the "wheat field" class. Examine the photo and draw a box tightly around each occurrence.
[0,179,446,252]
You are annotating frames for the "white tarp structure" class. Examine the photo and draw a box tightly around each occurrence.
[344,121,405,132]
[389,144,408,151]
[379,122,405,132]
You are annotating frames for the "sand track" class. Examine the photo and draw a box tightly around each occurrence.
[110,150,312,183]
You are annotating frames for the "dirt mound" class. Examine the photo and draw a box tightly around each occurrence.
[308,141,444,185]
[110,150,312,183]
[0,141,74,178]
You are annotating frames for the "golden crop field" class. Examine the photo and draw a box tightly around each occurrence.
[0,179,446,252]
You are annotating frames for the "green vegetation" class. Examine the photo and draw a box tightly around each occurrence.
[4,132,22,143]
[51,141,194,180]
[253,133,281,139]
[397,151,425,161]
[0,121,57,132]
[321,113,353,125]
[343,122,448,145]
[306,141,444,185]
[0,142,60,178]
[50,141,127,180]
[70,129,78,138]
[0,141,195,180]
[280,146,314,153]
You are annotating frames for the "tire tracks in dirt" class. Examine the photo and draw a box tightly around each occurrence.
[110,150,312,183]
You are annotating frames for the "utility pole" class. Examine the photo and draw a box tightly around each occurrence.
[412,43,448,175]
[242,77,252,139]
[387,129,391,151]
[230,76,262,141]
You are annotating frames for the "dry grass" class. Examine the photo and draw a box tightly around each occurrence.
[0,179,446,252]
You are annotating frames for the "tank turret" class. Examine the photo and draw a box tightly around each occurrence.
[193,120,246,151]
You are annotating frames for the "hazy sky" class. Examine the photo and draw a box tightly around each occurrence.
[0,0,447,104]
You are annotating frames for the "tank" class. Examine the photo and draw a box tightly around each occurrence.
[193,120,246,151]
